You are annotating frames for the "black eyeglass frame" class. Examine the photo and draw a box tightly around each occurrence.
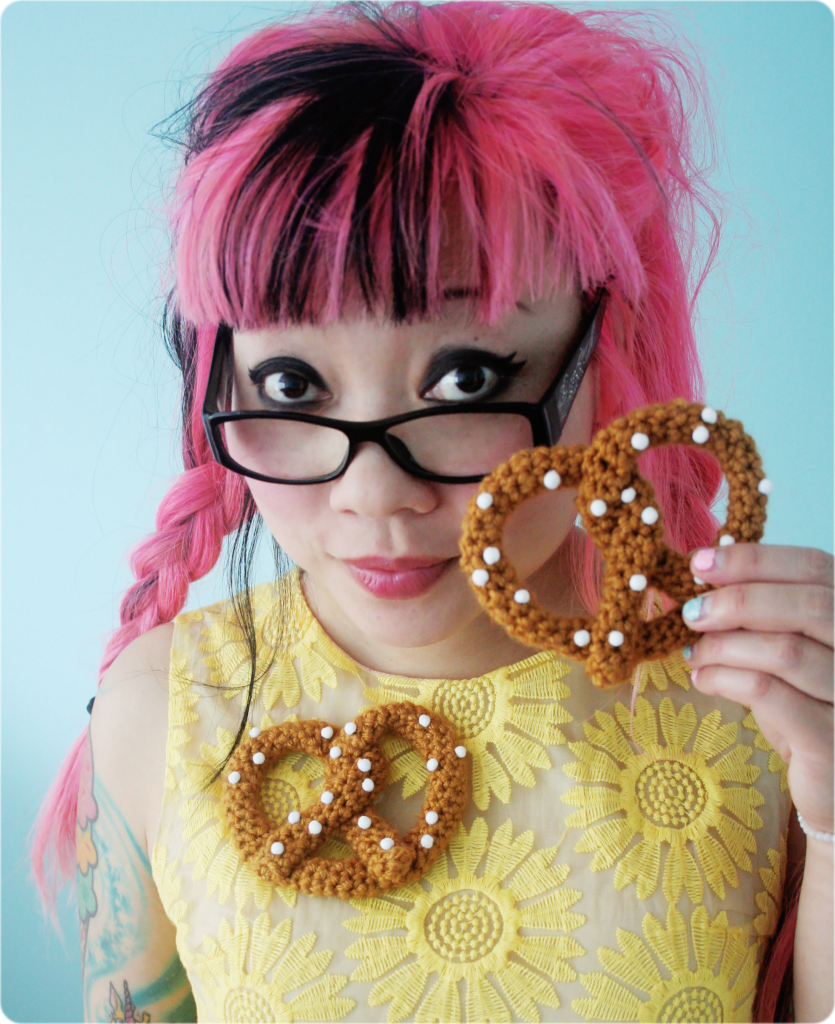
[202,290,608,485]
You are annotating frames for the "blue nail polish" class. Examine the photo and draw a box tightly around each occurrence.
[682,597,703,622]
[682,645,692,660]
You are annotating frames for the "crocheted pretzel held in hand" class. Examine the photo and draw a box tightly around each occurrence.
[460,399,770,689]
[221,702,468,899]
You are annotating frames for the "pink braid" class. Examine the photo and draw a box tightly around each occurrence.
[99,460,246,676]
[31,324,248,914]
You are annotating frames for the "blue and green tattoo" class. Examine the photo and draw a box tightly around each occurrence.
[78,728,197,1022]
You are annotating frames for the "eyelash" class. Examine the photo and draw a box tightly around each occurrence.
[422,358,525,403]
[249,354,526,407]
[249,360,328,407]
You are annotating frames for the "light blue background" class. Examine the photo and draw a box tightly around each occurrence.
[3,3,832,1021]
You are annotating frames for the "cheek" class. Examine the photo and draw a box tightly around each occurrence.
[499,368,596,575]
[245,480,325,554]
[502,488,579,574]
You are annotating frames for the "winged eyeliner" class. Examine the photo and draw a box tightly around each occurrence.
[249,348,527,401]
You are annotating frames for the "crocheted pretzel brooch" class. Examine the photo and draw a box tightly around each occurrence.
[460,399,771,689]
[221,702,468,899]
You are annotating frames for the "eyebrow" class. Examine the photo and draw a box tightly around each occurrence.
[443,287,532,314]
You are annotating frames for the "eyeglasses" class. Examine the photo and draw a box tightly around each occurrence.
[202,291,607,485]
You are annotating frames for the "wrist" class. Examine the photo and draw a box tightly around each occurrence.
[804,833,835,862]
[796,810,835,845]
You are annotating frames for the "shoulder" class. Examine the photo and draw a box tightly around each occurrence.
[93,622,175,727]
[88,622,175,859]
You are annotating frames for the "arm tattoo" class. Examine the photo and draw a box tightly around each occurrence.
[80,730,197,1021]
[108,980,151,1023]
[77,726,99,974]
[101,961,196,1024]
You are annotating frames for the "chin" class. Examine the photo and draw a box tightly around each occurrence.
[333,566,478,651]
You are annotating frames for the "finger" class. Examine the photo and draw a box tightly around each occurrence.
[684,630,834,704]
[681,582,834,648]
[690,664,833,767]
[689,543,834,588]
[690,664,834,834]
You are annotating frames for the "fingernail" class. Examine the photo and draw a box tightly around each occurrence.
[693,548,715,573]
[682,596,704,622]
[682,645,692,660]
[690,667,701,685]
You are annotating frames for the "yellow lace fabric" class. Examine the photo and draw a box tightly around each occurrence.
[151,569,791,1022]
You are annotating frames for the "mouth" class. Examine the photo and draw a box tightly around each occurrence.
[343,556,458,600]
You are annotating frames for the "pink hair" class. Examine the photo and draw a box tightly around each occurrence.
[38,0,781,959]
[31,325,248,914]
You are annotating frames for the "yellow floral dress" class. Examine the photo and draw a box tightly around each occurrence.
[151,569,791,1023]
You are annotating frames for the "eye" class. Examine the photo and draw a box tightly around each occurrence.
[262,370,323,404]
[423,363,509,403]
[421,349,526,404]
[422,348,532,403]
[248,357,330,406]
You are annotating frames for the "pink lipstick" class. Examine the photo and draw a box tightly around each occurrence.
[344,557,456,599]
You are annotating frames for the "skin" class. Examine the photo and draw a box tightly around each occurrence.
[79,720,196,1023]
[80,285,596,1022]
[682,543,834,1021]
[234,290,834,1017]
[232,287,592,679]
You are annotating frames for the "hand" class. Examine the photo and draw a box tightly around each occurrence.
[681,544,834,837]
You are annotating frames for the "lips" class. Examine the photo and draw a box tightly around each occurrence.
[343,556,457,599]
[346,557,450,571]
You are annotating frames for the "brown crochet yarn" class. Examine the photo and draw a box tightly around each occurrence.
[459,399,770,689]
[221,702,468,900]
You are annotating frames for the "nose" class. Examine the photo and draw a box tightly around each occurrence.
[328,441,439,517]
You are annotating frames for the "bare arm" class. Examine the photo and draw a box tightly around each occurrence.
[682,543,833,1021]
[793,828,834,1023]
[79,624,196,1023]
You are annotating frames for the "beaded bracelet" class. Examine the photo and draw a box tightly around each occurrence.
[796,810,835,843]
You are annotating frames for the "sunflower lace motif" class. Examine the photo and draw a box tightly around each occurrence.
[344,818,585,1022]
[562,696,764,903]
[573,904,761,1022]
[754,832,788,938]
[363,650,572,809]
[636,649,692,692]
[741,710,789,793]
[198,576,359,711]
[189,911,353,1023]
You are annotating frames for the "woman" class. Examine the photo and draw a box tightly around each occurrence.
[32,3,833,1020]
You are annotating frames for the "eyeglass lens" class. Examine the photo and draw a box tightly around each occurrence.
[221,411,534,481]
